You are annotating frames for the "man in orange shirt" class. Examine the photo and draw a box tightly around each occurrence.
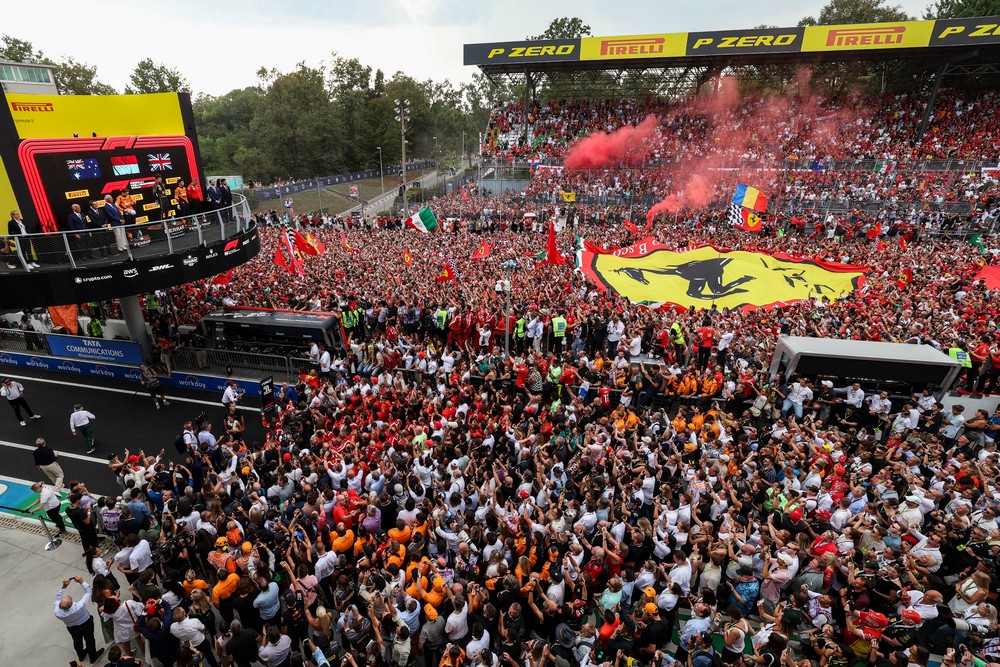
[211,567,240,626]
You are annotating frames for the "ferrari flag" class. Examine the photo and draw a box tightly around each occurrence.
[578,237,866,310]
[727,204,763,233]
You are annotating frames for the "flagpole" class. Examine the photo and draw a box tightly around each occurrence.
[316,179,323,216]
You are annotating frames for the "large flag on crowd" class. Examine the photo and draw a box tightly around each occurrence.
[471,240,492,260]
[577,236,866,310]
[726,203,763,233]
[281,228,306,276]
[405,207,438,233]
[292,230,320,256]
[732,184,767,213]
[545,221,568,265]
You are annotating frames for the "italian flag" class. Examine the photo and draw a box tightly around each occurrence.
[405,207,438,233]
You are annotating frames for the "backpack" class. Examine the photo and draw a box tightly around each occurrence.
[174,432,187,454]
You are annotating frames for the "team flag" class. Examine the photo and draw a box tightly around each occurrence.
[898,238,908,251]
[281,228,305,275]
[67,158,101,180]
[624,218,638,234]
[970,233,986,255]
[305,232,326,254]
[866,222,882,239]
[471,240,492,260]
[273,247,289,270]
[731,184,767,213]
[896,267,914,290]
[402,249,413,266]
[293,230,320,256]
[148,153,172,171]
[211,270,232,286]
[560,190,577,203]
[405,207,438,233]
[876,239,887,251]
[437,263,456,282]
[726,204,763,233]
[111,156,139,176]
[545,221,568,265]
[341,233,358,254]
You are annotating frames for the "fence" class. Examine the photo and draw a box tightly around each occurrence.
[170,348,296,383]
[253,162,436,201]
[1,193,253,274]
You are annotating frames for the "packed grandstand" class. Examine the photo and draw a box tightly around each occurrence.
[15,17,1000,667]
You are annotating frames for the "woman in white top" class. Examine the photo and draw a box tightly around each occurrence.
[722,606,752,663]
[84,545,119,591]
[949,571,991,615]
[100,592,146,656]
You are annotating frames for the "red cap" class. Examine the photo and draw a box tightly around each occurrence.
[834,465,846,475]
[790,508,803,521]
[901,609,921,623]
[815,509,832,520]
[283,453,292,462]
[865,612,888,628]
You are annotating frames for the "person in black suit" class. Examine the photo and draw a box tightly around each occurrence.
[102,195,127,252]
[84,201,110,257]
[218,178,233,222]
[206,179,221,213]
[64,204,92,260]
[6,210,39,268]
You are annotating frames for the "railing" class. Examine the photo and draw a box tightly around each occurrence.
[0,328,48,353]
[253,161,436,201]
[0,503,62,551]
[170,347,296,383]
[0,193,252,274]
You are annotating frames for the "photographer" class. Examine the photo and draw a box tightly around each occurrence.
[138,364,170,410]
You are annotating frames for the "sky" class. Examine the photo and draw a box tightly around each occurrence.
[5,0,936,97]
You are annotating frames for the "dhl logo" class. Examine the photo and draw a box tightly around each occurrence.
[600,37,665,56]
[11,102,54,112]
[826,25,905,47]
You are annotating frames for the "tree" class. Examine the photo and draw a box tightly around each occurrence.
[799,0,913,25]
[924,0,1000,18]
[53,58,116,95]
[125,58,191,94]
[0,35,44,63]
[528,17,591,40]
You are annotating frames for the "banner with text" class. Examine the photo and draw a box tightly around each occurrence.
[45,333,144,365]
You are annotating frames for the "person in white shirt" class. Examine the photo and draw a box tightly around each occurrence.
[69,403,97,454]
[607,318,625,356]
[221,381,243,408]
[837,382,865,409]
[1,377,41,426]
[781,378,813,420]
[28,481,66,533]
[318,345,332,376]
[55,577,104,664]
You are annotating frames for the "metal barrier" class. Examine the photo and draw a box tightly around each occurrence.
[170,347,295,383]
[0,193,252,274]
[0,328,50,354]
[0,503,62,550]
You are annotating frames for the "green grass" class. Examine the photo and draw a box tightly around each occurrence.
[254,168,438,215]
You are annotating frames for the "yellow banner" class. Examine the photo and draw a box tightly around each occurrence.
[131,194,143,202]
[166,177,180,184]
[65,189,89,199]
[135,215,149,223]
[143,202,160,211]
[581,241,865,309]
[802,20,934,51]
[581,33,687,60]
[6,92,185,139]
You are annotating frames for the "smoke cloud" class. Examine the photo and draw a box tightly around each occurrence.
[563,115,660,170]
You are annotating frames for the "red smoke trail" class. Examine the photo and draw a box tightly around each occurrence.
[563,115,660,170]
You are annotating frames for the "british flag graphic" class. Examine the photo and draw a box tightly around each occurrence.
[148,153,172,171]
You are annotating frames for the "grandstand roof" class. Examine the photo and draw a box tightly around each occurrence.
[465,17,1000,76]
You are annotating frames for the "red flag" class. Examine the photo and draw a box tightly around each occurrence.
[305,232,326,254]
[293,230,320,256]
[623,218,638,234]
[48,305,79,335]
[436,263,455,282]
[402,249,413,266]
[898,237,907,250]
[643,210,654,231]
[896,267,914,289]
[273,247,289,270]
[876,239,887,251]
[281,228,305,275]
[866,222,881,239]
[545,221,567,265]
[461,188,469,203]
[471,240,491,260]
[211,270,232,286]
[342,233,358,254]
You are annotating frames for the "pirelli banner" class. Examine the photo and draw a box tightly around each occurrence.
[464,16,1000,66]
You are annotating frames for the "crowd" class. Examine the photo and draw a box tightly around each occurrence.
[38,88,1000,667]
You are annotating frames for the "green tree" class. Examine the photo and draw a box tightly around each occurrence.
[528,17,591,40]
[193,87,263,175]
[0,35,44,63]
[53,58,116,95]
[799,0,913,25]
[924,0,1000,18]
[327,55,373,168]
[125,58,191,94]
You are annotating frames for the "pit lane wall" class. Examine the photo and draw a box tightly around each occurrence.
[0,351,261,397]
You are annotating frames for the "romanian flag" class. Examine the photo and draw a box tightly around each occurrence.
[305,232,326,254]
[560,190,576,203]
[402,249,413,266]
[437,263,456,282]
[471,240,492,260]
[732,184,767,213]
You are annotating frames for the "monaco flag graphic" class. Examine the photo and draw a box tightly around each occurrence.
[111,156,140,176]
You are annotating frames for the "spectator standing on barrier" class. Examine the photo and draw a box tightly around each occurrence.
[138,364,170,410]
[54,575,104,665]
[27,480,66,534]
[33,437,64,490]
[1,376,42,426]
[70,403,98,454]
